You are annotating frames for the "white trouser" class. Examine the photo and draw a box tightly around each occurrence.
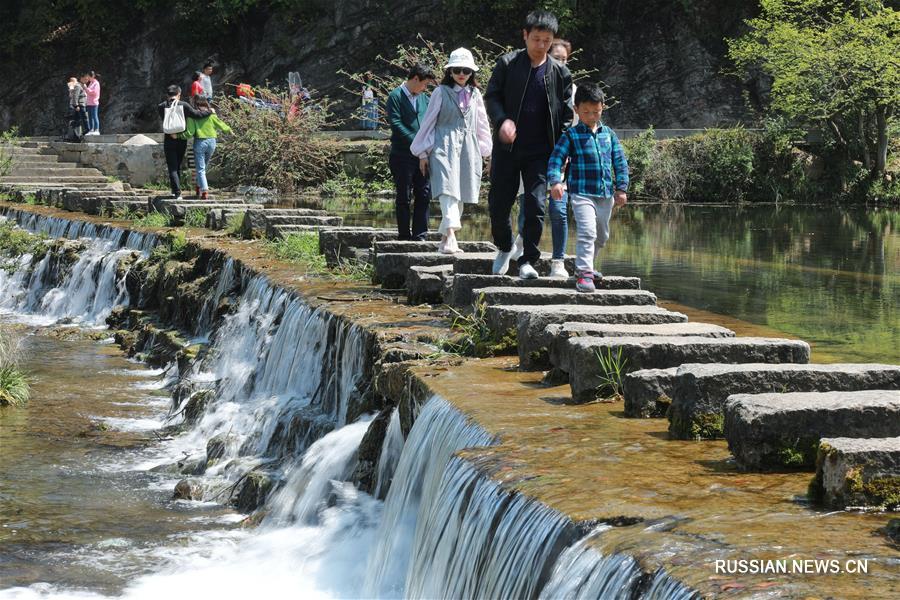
[571,193,614,275]
[438,194,464,235]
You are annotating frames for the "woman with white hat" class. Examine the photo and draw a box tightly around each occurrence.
[410,47,492,254]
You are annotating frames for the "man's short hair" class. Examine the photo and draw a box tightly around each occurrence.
[524,10,559,35]
[407,63,435,81]
[203,61,214,70]
[575,83,606,106]
[167,84,181,98]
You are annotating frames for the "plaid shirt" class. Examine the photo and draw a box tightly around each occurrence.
[547,122,629,197]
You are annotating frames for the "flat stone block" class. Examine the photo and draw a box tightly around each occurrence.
[724,390,900,470]
[487,304,689,341]
[475,287,656,309]
[452,253,576,276]
[406,265,453,305]
[536,321,734,373]
[811,436,900,509]
[564,336,811,404]
[374,240,496,255]
[448,273,641,307]
[669,363,900,440]
[375,252,496,289]
[623,368,681,418]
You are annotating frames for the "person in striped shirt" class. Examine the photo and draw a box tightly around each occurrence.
[547,82,629,293]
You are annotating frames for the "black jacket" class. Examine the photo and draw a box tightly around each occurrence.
[157,99,212,121]
[484,49,573,152]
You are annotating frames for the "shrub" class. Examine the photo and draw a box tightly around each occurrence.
[133,211,172,228]
[0,326,29,407]
[225,211,245,237]
[668,128,756,202]
[0,221,46,260]
[212,86,342,193]
[150,230,188,262]
[0,127,20,178]
[184,208,207,228]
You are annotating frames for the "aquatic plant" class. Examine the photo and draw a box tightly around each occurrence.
[440,296,516,358]
[593,346,628,400]
[0,326,29,407]
[150,230,188,262]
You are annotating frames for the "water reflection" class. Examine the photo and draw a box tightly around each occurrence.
[287,195,899,363]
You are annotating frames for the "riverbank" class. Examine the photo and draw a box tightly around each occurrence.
[1,201,898,598]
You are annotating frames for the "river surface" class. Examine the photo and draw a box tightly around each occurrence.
[299,197,900,364]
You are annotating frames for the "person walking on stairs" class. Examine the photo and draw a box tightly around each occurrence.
[158,84,213,200]
[184,96,232,200]
[410,48,492,254]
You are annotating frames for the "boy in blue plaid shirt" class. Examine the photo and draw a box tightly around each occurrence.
[547,83,628,292]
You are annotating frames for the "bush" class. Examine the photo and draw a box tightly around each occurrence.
[0,326,29,407]
[184,208,207,228]
[133,211,172,228]
[0,221,47,261]
[212,87,342,193]
[667,128,755,202]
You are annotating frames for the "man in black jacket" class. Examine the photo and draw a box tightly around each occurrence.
[485,10,573,278]
[157,84,213,200]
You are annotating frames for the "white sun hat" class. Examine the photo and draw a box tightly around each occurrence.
[444,48,479,72]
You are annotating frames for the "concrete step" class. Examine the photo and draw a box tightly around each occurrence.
[558,336,811,404]
[237,208,331,238]
[453,252,576,277]
[68,195,149,216]
[5,167,102,177]
[811,436,900,509]
[374,252,481,288]
[525,321,734,372]
[724,390,900,470]
[262,214,343,226]
[9,155,62,164]
[485,304,689,341]
[269,224,343,239]
[447,273,642,307]
[475,286,657,308]
[0,176,110,184]
[407,265,452,305]
[160,202,266,220]
[374,240,497,255]
[320,227,442,266]
[107,200,151,215]
[664,363,900,439]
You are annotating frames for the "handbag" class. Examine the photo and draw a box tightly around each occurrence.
[163,100,186,134]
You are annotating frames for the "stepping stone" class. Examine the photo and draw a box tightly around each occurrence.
[269,223,341,239]
[724,390,900,470]
[486,304,689,340]
[474,286,657,308]
[239,207,330,237]
[0,175,109,184]
[374,240,496,255]
[667,363,900,439]
[447,273,641,307]
[319,228,442,266]
[407,265,453,305]
[810,436,900,509]
[375,252,494,289]
[560,336,811,404]
[452,252,576,276]
[153,201,266,219]
[623,367,681,418]
[531,321,734,372]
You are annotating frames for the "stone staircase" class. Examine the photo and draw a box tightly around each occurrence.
[2,156,898,511]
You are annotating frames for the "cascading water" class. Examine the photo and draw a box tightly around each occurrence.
[539,527,642,599]
[373,407,403,499]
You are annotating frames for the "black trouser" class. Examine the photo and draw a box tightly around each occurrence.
[389,153,431,241]
[164,135,188,198]
[488,147,550,266]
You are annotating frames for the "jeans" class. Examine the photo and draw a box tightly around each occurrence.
[360,100,379,130]
[389,153,430,240]
[193,137,217,192]
[488,147,549,266]
[571,193,614,275]
[86,105,99,132]
[517,191,568,260]
[163,136,188,197]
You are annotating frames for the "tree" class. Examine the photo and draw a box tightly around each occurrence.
[728,0,900,178]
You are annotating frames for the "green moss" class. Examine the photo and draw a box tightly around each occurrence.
[653,394,672,417]
[440,298,517,358]
[688,412,725,439]
[775,439,819,468]
[0,221,47,261]
[862,477,900,509]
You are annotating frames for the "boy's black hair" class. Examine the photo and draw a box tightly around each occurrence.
[575,83,606,106]
[166,84,181,98]
[524,10,558,34]
[440,69,479,89]
[192,71,202,82]
[407,63,436,81]
[203,61,215,70]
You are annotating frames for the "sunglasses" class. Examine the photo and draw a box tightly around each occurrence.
[451,67,473,76]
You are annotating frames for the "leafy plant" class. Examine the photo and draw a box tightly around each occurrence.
[184,208,207,228]
[150,229,188,262]
[142,179,171,191]
[0,326,29,407]
[133,211,172,228]
[225,211,245,237]
[0,221,46,260]
[0,127,20,179]
[264,232,373,282]
[440,296,517,357]
[594,346,628,400]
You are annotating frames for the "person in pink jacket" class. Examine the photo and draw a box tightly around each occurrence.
[80,71,101,135]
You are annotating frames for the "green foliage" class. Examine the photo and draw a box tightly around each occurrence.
[728,0,900,179]
[0,326,29,407]
[142,180,171,191]
[22,194,38,206]
[150,229,188,262]
[212,86,341,193]
[184,208,207,228]
[226,211,245,237]
[0,127,19,178]
[263,232,373,281]
[440,297,517,357]
[320,173,370,199]
[0,220,47,261]
[593,346,627,400]
[133,211,172,228]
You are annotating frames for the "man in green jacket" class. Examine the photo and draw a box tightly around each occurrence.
[386,64,435,241]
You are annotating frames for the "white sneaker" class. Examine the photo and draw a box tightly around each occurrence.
[518,263,539,280]
[549,259,569,279]
[492,250,512,275]
[510,234,524,261]
[174,195,184,201]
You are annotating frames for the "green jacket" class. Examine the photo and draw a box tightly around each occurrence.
[386,85,428,157]
[183,114,232,139]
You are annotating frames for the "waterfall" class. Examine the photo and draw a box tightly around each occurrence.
[373,408,403,499]
[195,256,236,336]
[539,527,642,599]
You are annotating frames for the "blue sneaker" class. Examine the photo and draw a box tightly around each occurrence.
[575,272,595,293]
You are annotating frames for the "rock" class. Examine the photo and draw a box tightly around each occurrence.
[724,390,900,470]
[531,321,734,372]
[406,264,452,305]
[452,253,576,277]
[174,478,203,500]
[123,134,157,146]
[668,363,900,440]
[623,367,680,418]
[206,433,236,464]
[809,437,900,509]
[474,286,657,308]
[351,408,393,494]
[487,304,688,339]
[183,389,213,425]
[240,209,268,239]
[561,336,810,404]
[232,470,275,513]
[374,240,496,255]
[447,273,641,307]
[375,252,463,288]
